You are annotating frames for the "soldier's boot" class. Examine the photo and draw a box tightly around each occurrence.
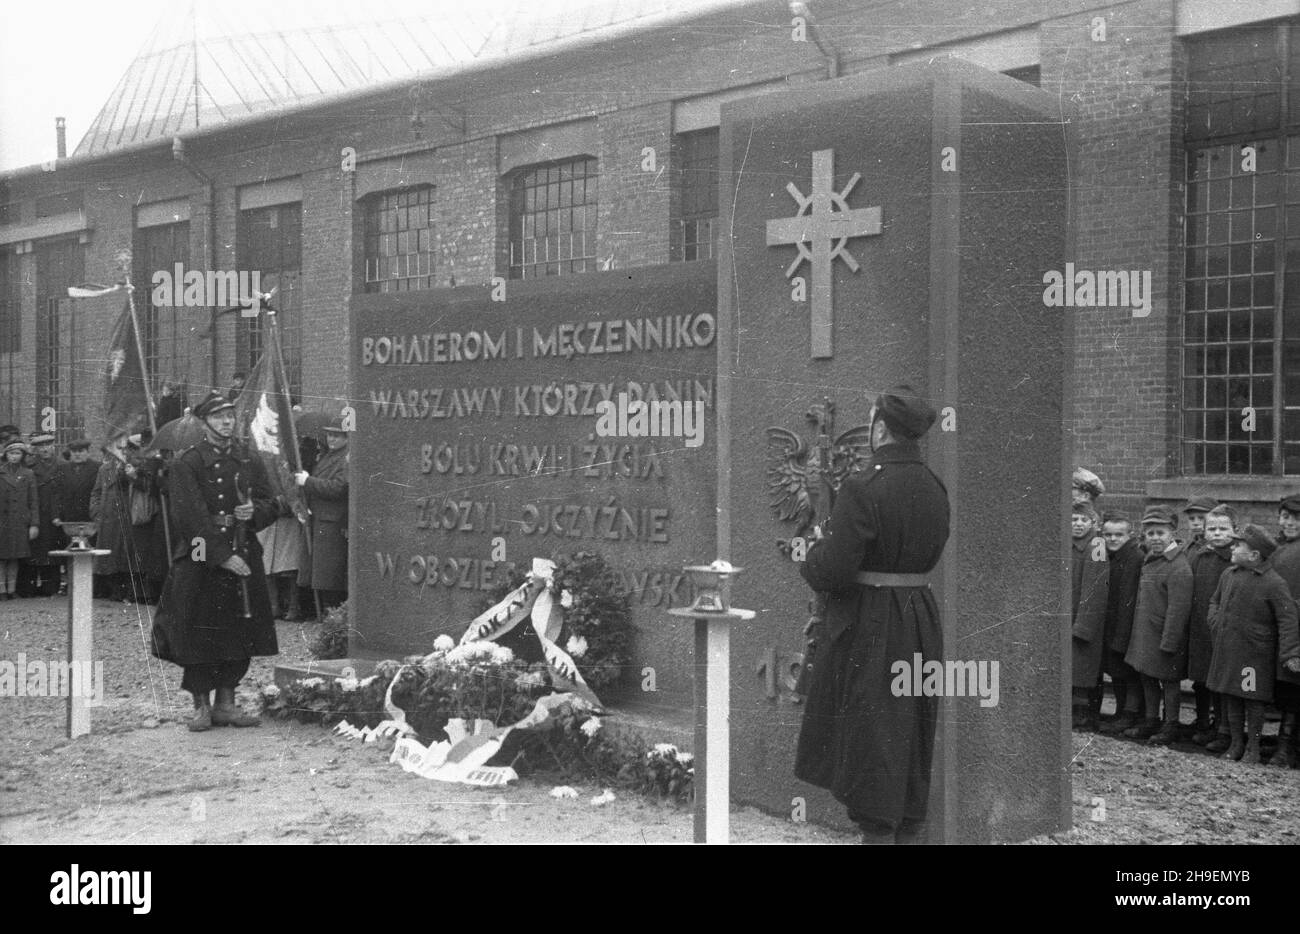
[211,687,260,727]
[283,577,302,622]
[187,692,212,732]
[1270,714,1298,768]
[1100,710,1138,735]
[1122,717,1161,740]
[1147,721,1180,746]
[1221,704,1245,761]
[1204,725,1232,754]
[1242,703,1265,765]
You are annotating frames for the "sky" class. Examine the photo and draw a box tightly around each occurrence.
[0,0,172,170]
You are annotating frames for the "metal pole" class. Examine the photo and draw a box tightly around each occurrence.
[51,547,108,738]
[121,266,175,562]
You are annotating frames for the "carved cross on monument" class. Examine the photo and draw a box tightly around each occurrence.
[765,149,881,359]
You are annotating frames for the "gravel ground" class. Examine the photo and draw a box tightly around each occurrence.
[1,595,1294,845]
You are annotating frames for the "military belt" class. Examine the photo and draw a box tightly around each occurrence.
[855,571,929,588]
[210,515,236,528]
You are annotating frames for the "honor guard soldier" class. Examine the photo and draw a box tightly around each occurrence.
[794,384,950,844]
[151,390,279,731]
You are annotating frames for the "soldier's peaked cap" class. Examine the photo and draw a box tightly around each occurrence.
[193,390,236,419]
[1279,493,1300,515]
[1232,523,1278,559]
[873,384,936,439]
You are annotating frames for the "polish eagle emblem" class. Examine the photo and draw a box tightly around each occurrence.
[765,400,872,542]
[249,392,281,456]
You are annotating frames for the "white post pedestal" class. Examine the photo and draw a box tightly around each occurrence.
[670,604,754,845]
[49,548,109,739]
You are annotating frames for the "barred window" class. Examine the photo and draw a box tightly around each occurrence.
[34,238,85,444]
[363,186,435,292]
[134,220,190,394]
[237,203,302,399]
[671,128,718,262]
[1182,19,1300,475]
[508,156,598,279]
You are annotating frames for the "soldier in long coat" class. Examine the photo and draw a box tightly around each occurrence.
[0,441,39,599]
[151,392,278,732]
[794,386,949,845]
[1070,502,1109,730]
[21,434,65,596]
[1206,524,1300,763]
[1122,505,1194,745]
[294,424,349,608]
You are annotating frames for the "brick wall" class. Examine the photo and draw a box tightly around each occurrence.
[597,102,673,270]
[1040,0,1182,503]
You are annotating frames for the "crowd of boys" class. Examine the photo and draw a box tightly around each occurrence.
[1070,468,1300,767]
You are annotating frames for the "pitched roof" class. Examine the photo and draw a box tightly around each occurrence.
[76,0,758,157]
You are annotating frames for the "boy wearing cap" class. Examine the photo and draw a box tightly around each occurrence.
[1099,513,1145,733]
[1262,494,1300,767]
[1206,525,1300,763]
[1181,496,1217,561]
[1071,502,1110,729]
[57,439,98,524]
[1122,505,1194,744]
[1187,505,1235,748]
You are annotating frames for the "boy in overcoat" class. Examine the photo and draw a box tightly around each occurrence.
[1122,505,1194,745]
[1206,524,1300,763]
[1099,513,1144,733]
[1269,494,1300,767]
[1181,495,1216,562]
[20,434,64,596]
[1071,502,1109,730]
[294,423,349,609]
[1187,504,1235,748]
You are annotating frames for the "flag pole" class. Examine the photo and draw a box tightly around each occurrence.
[117,252,174,561]
[266,302,322,622]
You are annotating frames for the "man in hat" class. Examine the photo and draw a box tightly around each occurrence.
[18,434,65,597]
[1122,505,1194,744]
[1206,524,1300,763]
[0,439,38,600]
[294,420,350,611]
[794,384,950,844]
[150,390,278,731]
[1181,495,1218,561]
[58,439,99,525]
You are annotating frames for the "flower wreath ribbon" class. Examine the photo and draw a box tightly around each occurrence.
[460,557,599,706]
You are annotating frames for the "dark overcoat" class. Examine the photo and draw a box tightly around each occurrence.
[1071,535,1110,688]
[1268,535,1300,696]
[1186,543,1232,683]
[300,445,348,591]
[150,438,278,666]
[127,452,169,583]
[1123,543,1194,681]
[28,459,65,563]
[89,457,134,575]
[1207,561,1300,702]
[794,440,950,828]
[0,464,38,560]
[1102,538,1143,675]
[58,459,100,523]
